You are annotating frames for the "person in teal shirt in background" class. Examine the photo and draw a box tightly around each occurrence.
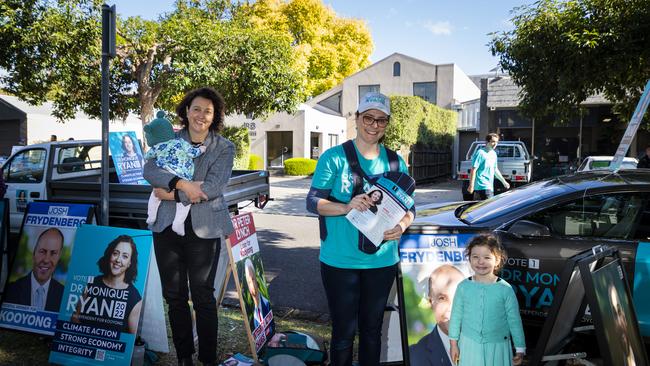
[468,133,510,200]
[306,92,415,366]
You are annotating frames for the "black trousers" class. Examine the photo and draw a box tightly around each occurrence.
[153,221,220,363]
[321,262,397,366]
[473,189,494,200]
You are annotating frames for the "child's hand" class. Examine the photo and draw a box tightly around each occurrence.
[199,145,207,153]
[513,352,524,365]
[450,343,460,365]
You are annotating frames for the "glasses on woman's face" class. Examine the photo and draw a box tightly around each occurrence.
[361,115,389,128]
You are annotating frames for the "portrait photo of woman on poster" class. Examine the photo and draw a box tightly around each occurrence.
[367,189,384,215]
[72,235,143,334]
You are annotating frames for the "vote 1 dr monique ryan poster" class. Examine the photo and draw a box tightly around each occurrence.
[49,225,153,366]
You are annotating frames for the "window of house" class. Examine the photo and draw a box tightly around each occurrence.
[317,92,342,113]
[359,85,380,100]
[413,82,437,104]
[393,62,401,76]
[328,134,339,148]
[521,193,647,240]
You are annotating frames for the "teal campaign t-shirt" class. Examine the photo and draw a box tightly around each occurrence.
[471,148,498,190]
[311,141,410,269]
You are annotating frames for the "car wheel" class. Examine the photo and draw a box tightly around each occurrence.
[461,181,472,201]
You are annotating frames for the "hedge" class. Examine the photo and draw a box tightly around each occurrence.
[384,96,456,150]
[283,158,317,176]
[221,126,250,169]
[248,153,263,170]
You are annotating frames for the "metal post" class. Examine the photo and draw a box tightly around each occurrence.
[101,4,116,226]
[395,263,410,366]
[578,109,583,159]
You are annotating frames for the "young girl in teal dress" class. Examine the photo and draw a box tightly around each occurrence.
[449,233,525,366]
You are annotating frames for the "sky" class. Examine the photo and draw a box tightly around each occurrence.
[109,0,535,76]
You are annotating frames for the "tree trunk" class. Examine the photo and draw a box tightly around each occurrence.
[140,96,155,126]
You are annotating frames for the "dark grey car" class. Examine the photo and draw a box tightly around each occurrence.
[410,169,650,340]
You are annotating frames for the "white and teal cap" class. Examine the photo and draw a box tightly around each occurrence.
[357,92,390,116]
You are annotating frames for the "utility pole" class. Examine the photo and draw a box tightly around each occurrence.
[101,4,116,226]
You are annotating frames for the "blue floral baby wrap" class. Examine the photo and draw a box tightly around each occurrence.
[144,138,204,180]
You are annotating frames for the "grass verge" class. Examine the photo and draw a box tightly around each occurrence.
[0,305,331,365]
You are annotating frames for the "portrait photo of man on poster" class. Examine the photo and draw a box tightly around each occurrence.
[4,228,65,312]
[238,254,274,339]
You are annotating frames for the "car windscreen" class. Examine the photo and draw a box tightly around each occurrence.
[459,179,568,224]
[590,160,637,170]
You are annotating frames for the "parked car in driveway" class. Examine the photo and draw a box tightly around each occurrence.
[577,155,638,172]
[409,169,650,342]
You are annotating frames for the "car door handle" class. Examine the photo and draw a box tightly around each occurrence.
[30,192,40,198]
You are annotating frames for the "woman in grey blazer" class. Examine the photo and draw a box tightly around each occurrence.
[143,87,235,366]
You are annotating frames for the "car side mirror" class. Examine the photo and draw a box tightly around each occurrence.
[508,220,551,238]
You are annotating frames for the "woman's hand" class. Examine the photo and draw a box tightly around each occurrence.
[177,180,208,203]
[383,211,414,241]
[383,223,404,241]
[450,341,460,365]
[345,193,371,213]
[153,188,175,201]
[513,352,524,365]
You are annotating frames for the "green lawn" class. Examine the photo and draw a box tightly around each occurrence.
[0,305,331,365]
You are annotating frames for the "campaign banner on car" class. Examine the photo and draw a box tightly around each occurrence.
[226,213,275,358]
[381,232,476,363]
[0,202,94,335]
[108,131,146,185]
[48,225,152,366]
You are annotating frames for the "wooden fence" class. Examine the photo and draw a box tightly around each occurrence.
[408,146,452,183]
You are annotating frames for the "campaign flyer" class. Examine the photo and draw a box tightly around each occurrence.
[0,202,93,335]
[48,225,152,366]
[108,131,146,185]
[346,176,415,246]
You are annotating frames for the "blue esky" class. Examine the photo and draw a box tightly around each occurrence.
[108,0,535,75]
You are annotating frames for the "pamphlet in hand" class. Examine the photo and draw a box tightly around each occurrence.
[346,176,415,246]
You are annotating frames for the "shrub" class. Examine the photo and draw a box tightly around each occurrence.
[385,96,456,150]
[221,126,250,169]
[248,153,263,170]
[283,158,317,176]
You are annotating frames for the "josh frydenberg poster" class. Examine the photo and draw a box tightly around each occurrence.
[227,213,275,356]
[381,232,475,363]
[0,202,94,335]
[108,131,146,185]
[49,225,153,366]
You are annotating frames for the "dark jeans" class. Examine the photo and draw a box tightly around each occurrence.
[153,221,220,363]
[473,189,494,200]
[321,262,397,366]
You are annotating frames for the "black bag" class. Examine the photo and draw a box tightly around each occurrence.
[263,331,328,365]
[318,140,415,254]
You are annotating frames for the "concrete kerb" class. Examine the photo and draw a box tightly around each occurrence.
[220,297,330,323]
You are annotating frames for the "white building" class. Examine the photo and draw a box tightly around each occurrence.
[227,104,346,169]
[225,53,480,171]
[0,95,144,156]
[307,53,480,140]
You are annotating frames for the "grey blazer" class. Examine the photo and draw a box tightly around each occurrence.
[143,129,235,239]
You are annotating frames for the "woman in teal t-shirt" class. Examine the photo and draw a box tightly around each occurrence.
[306,92,415,366]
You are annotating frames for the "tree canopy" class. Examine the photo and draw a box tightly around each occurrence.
[489,0,650,124]
[239,0,373,97]
[0,0,305,124]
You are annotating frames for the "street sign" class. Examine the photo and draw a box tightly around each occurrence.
[610,79,650,170]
